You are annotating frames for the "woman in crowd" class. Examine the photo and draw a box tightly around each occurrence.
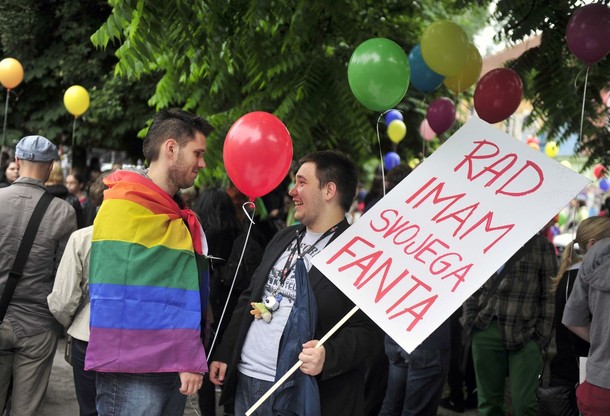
[0,161,19,187]
[46,161,85,228]
[65,171,96,226]
[550,217,610,387]
[562,217,610,414]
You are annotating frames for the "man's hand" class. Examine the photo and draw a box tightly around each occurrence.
[299,340,325,376]
[209,361,227,385]
[179,372,203,395]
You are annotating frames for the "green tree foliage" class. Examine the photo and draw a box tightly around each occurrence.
[89,0,490,181]
[492,0,610,168]
[0,0,156,169]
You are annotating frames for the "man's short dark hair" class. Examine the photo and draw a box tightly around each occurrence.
[298,150,358,212]
[143,108,214,162]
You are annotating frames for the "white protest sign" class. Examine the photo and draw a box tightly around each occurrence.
[312,117,590,353]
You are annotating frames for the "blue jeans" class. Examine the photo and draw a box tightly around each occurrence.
[71,338,97,416]
[379,336,450,416]
[234,372,275,416]
[96,372,186,416]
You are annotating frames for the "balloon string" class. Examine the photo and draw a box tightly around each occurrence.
[573,65,587,90]
[578,65,590,149]
[421,127,426,160]
[206,200,256,361]
[2,90,9,147]
[376,111,388,197]
[457,85,463,129]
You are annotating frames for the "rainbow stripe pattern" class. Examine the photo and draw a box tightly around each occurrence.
[85,170,207,373]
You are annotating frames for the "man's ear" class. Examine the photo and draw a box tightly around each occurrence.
[165,139,178,159]
[324,181,337,201]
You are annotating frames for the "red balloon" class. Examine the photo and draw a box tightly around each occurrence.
[593,163,606,179]
[566,4,610,65]
[223,112,293,199]
[474,68,523,124]
[426,97,455,135]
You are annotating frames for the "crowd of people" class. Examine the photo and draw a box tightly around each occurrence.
[1,107,609,416]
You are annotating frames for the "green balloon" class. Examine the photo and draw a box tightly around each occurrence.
[348,38,410,112]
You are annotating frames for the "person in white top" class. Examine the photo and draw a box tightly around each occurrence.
[48,172,109,416]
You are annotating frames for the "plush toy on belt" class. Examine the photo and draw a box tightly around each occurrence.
[250,302,272,323]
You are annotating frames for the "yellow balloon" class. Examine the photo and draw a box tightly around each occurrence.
[0,57,24,89]
[443,43,482,94]
[387,120,406,144]
[63,85,90,117]
[545,141,559,158]
[421,20,469,77]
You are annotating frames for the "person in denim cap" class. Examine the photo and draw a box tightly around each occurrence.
[0,135,77,416]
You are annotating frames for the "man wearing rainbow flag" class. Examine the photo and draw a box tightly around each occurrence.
[85,109,213,416]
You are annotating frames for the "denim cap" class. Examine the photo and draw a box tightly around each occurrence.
[15,135,59,162]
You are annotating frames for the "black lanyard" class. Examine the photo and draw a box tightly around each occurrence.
[277,224,340,288]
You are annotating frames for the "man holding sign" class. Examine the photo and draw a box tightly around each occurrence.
[209,150,379,415]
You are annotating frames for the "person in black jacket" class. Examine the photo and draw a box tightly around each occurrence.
[209,150,379,416]
[45,161,85,228]
[194,187,263,416]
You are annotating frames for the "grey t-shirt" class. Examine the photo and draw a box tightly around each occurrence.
[239,230,331,381]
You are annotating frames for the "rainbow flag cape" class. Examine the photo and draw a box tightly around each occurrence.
[85,170,208,373]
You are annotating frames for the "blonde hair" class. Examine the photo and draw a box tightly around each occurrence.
[46,161,64,185]
[552,216,610,292]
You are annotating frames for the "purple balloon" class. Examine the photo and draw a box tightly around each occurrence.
[384,151,401,171]
[384,109,403,125]
[426,97,456,135]
[566,4,610,65]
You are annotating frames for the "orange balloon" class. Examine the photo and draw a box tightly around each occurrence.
[0,57,24,89]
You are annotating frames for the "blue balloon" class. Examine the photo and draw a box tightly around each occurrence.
[384,151,401,171]
[600,178,609,192]
[408,44,445,93]
[384,109,403,125]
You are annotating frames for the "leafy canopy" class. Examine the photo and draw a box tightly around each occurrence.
[90,0,490,182]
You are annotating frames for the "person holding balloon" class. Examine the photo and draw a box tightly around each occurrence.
[209,150,379,416]
[84,108,213,416]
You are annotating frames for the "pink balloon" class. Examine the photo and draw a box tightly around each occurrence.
[223,112,293,200]
[419,119,436,141]
[566,4,610,65]
[426,97,455,135]
[474,68,523,124]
